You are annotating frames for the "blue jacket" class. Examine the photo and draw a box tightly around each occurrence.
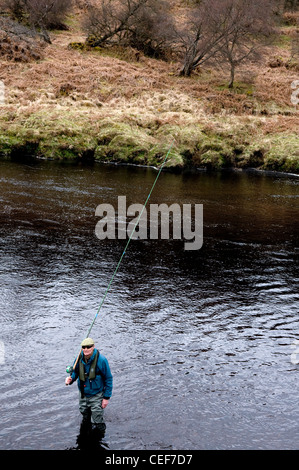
[71,348,113,399]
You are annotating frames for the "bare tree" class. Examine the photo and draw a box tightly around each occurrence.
[215,0,275,88]
[82,0,175,58]
[83,0,149,46]
[178,0,237,77]
[179,0,276,80]
[28,0,73,29]
[0,0,73,42]
[124,0,175,58]
[0,0,26,20]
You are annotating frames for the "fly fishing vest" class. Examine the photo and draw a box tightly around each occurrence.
[79,350,99,382]
[79,350,101,398]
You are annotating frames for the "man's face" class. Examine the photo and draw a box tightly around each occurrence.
[82,344,94,358]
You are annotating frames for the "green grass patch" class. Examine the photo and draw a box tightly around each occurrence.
[0,106,298,173]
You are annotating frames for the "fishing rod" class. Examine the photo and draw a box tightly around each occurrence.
[66,140,175,375]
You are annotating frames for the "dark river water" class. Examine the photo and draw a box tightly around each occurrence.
[0,158,298,450]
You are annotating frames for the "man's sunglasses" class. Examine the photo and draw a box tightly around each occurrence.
[82,345,94,349]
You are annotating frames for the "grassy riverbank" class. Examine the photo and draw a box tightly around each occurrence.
[0,16,298,173]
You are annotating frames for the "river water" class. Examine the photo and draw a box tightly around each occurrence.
[0,158,298,450]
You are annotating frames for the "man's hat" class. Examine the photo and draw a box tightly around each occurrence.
[81,337,94,347]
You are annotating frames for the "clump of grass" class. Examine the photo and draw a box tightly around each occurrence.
[0,107,99,159]
[95,121,153,163]
[262,133,299,172]
[94,120,184,167]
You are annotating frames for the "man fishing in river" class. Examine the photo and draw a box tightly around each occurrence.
[65,338,113,438]
[64,144,172,446]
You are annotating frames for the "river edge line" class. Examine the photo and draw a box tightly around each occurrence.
[0,120,298,174]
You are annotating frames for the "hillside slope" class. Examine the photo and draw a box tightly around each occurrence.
[0,12,298,172]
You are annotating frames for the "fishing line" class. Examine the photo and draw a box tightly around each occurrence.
[66,140,175,374]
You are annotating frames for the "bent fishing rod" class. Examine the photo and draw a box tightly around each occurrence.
[66,140,175,375]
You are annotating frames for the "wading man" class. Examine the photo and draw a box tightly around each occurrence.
[65,338,113,437]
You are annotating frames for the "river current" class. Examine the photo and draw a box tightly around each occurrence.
[0,159,298,450]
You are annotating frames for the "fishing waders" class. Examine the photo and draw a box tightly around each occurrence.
[79,392,106,434]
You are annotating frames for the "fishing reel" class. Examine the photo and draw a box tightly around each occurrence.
[66,365,73,374]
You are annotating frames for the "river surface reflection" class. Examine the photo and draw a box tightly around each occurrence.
[0,159,298,450]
